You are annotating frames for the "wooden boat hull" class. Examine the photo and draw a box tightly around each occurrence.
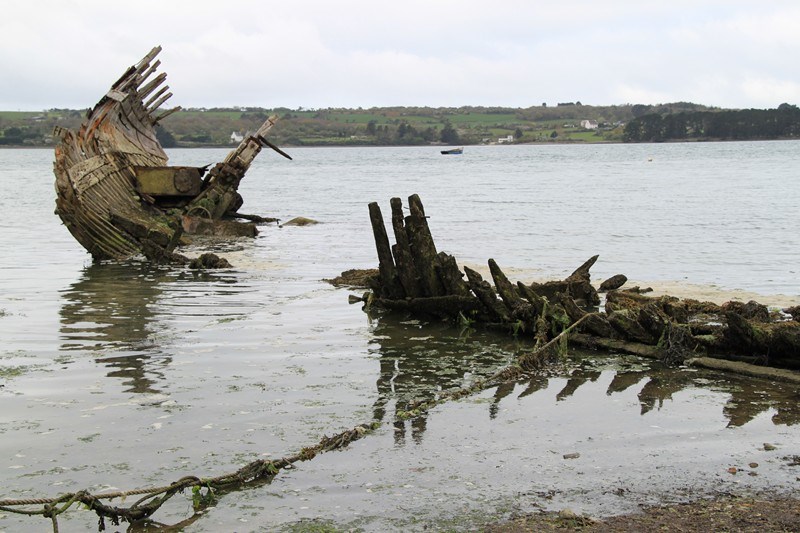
[53,47,281,261]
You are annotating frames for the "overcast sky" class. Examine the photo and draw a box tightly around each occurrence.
[3,1,799,111]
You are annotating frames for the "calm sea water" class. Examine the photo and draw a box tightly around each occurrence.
[1,142,799,531]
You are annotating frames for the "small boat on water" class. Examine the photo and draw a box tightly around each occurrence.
[54,46,289,262]
[440,147,463,155]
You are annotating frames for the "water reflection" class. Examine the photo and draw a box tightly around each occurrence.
[98,354,167,394]
[59,260,256,395]
[490,381,517,419]
[556,367,602,402]
[723,379,800,427]
[606,370,648,395]
[638,374,688,416]
[368,316,800,442]
[60,262,166,350]
[59,262,174,393]
[517,375,549,399]
[368,317,520,444]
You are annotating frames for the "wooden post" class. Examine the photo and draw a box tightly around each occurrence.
[434,252,472,297]
[568,254,599,280]
[405,194,443,297]
[526,255,601,306]
[488,259,525,311]
[368,202,402,298]
[558,293,616,338]
[516,281,546,317]
[464,266,509,322]
[389,197,421,297]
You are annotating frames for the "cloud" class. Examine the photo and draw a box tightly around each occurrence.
[614,84,675,107]
[1,1,799,110]
[741,77,800,108]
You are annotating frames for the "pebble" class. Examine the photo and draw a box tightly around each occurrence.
[563,453,580,460]
[763,443,777,451]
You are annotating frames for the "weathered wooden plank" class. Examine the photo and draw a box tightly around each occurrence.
[67,156,110,196]
[569,254,598,280]
[147,92,172,113]
[368,202,402,299]
[516,281,546,317]
[136,59,162,89]
[144,86,169,109]
[154,106,181,123]
[488,258,525,311]
[570,333,661,359]
[134,166,202,196]
[406,194,443,297]
[434,252,471,297]
[374,295,484,319]
[137,72,168,100]
[55,48,281,261]
[389,197,421,297]
[464,266,509,321]
[105,89,128,102]
[686,357,800,384]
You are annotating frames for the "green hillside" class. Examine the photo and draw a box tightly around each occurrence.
[1,102,787,148]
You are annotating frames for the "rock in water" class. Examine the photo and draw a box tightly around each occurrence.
[599,274,627,292]
[282,217,319,227]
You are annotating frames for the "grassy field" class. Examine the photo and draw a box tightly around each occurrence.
[0,103,714,147]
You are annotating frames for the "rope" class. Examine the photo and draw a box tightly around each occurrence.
[0,422,378,532]
[0,315,594,531]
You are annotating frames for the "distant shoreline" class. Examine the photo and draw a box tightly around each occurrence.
[4,102,797,147]
[3,137,800,150]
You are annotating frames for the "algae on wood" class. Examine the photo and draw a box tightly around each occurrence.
[54,47,286,261]
[354,194,800,372]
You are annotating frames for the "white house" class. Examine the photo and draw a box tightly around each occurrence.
[580,120,599,130]
[230,131,244,143]
[497,134,514,143]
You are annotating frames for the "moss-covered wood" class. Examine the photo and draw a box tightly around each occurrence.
[356,194,800,372]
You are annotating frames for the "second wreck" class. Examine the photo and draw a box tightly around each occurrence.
[53,46,290,262]
[346,194,800,373]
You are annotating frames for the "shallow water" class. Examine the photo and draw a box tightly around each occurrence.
[0,143,799,531]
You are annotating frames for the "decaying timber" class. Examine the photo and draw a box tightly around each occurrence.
[353,195,800,371]
[54,46,288,261]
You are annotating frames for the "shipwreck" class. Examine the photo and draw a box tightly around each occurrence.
[54,46,289,262]
[340,194,800,374]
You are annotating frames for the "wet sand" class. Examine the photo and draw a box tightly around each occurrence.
[618,279,798,308]
[489,496,800,532]
[462,262,799,308]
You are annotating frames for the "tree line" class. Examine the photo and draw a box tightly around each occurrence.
[3,103,798,147]
[623,103,800,142]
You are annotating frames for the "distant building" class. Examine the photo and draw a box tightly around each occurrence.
[230,131,244,143]
[497,134,514,144]
[580,120,599,130]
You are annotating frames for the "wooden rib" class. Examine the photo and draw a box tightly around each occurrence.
[135,59,162,90]
[255,115,278,137]
[144,86,168,108]
[130,47,162,82]
[137,72,168,100]
[154,106,181,123]
[147,92,172,113]
[115,47,162,93]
